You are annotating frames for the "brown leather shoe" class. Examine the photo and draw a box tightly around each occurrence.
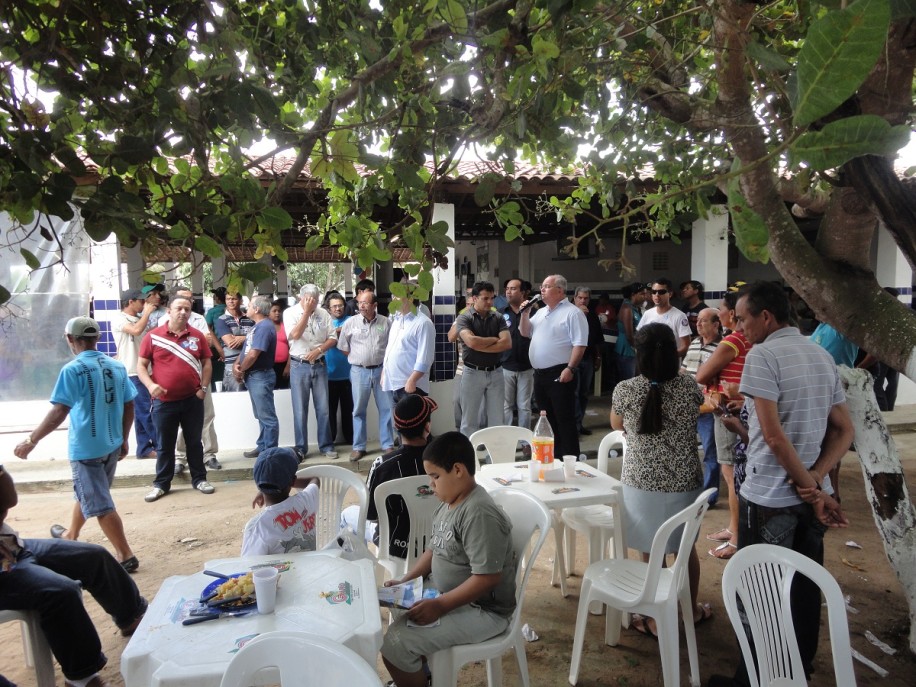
[349,450,366,462]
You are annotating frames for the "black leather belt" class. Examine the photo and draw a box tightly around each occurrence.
[354,364,381,369]
[464,362,501,372]
[534,364,567,376]
[290,355,324,365]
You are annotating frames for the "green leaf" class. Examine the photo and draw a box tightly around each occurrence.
[305,233,324,251]
[890,0,916,19]
[745,40,792,73]
[788,115,911,169]
[474,176,498,207]
[194,235,223,258]
[20,248,40,270]
[258,206,293,231]
[418,271,434,291]
[237,262,273,284]
[440,0,468,33]
[0,284,10,305]
[793,0,890,127]
[727,161,769,264]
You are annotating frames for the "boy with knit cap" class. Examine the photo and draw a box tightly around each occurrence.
[241,447,320,555]
[340,393,437,556]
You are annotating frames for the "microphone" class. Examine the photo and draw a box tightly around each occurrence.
[521,295,542,312]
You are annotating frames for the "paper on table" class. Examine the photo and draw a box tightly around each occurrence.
[543,466,566,482]
[492,472,525,486]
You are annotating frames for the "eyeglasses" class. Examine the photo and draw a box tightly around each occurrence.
[651,289,669,295]
[540,284,561,291]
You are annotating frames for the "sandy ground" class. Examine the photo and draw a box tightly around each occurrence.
[3,449,916,686]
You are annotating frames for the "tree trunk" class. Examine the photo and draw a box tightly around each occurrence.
[840,367,916,653]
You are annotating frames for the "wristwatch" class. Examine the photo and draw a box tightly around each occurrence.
[198,387,208,395]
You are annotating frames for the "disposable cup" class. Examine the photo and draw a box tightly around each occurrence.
[528,461,540,482]
[563,455,576,479]
[253,567,279,614]
[214,381,223,393]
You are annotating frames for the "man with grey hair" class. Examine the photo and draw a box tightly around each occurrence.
[283,284,339,460]
[234,295,279,455]
[519,274,588,459]
[573,286,604,436]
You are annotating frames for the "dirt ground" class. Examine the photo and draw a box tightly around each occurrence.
[3,452,916,687]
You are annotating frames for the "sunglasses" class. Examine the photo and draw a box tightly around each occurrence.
[651,289,669,295]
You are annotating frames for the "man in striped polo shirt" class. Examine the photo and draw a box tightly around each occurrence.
[708,281,853,687]
[138,296,215,502]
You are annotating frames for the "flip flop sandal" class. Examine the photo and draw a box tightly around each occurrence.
[708,541,737,560]
[121,556,140,573]
[50,524,67,539]
[694,602,714,626]
[630,614,658,639]
[706,528,733,542]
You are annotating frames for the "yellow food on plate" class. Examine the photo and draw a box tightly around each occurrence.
[214,572,255,601]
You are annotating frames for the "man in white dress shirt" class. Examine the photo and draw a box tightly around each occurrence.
[382,294,435,404]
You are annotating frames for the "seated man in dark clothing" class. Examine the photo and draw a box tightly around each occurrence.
[0,465,147,687]
[341,394,437,558]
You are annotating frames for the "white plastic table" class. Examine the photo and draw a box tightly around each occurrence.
[477,461,623,596]
[121,551,382,687]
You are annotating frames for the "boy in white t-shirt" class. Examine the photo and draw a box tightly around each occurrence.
[241,447,321,555]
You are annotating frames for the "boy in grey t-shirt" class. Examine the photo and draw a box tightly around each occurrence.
[380,431,516,687]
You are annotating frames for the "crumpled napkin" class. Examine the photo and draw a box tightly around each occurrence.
[521,623,539,642]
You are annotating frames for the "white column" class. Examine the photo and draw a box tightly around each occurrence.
[876,225,913,304]
[276,261,289,300]
[211,256,228,287]
[691,206,729,305]
[430,202,457,434]
[122,242,145,289]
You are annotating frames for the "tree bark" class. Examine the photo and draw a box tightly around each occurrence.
[841,367,916,654]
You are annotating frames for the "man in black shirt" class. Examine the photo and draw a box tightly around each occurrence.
[501,278,534,428]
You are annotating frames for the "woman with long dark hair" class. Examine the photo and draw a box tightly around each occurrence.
[610,322,711,636]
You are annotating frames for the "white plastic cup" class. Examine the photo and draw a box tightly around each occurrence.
[563,455,576,479]
[253,567,279,614]
[214,381,223,393]
[528,461,540,482]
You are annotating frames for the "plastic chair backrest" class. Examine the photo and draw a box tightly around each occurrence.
[596,430,627,475]
[219,630,383,686]
[489,489,552,612]
[636,488,716,606]
[374,475,439,572]
[721,544,857,687]
[296,465,368,549]
[470,426,535,465]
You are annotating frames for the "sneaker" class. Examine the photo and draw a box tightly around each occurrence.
[144,487,166,502]
[350,450,366,462]
[205,456,222,470]
[243,448,260,458]
[195,481,215,494]
[321,450,339,460]
[173,462,187,477]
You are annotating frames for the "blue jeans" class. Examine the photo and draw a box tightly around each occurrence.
[0,539,145,680]
[503,368,534,428]
[697,412,720,504]
[290,359,333,453]
[222,362,246,391]
[732,497,827,684]
[246,368,279,452]
[459,367,504,435]
[130,376,157,457]
[350,365,394,451]
[152,395,206,490]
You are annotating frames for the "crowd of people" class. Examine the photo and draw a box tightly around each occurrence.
[5,272,898,687]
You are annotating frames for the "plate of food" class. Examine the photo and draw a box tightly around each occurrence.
[200,572,256,609]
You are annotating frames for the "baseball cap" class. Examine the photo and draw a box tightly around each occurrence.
[65,317,101,338]
[122,288,144,301]
[141,283,165,295]
[252,448,299,496]
[393,394,438,431]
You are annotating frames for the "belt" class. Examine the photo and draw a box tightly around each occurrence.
[353,364,381,369]
[290,355,324,365]
[464,362,502,372]
[534,363,567,375]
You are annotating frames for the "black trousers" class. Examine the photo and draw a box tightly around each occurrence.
[533,365,580,458]
[328,378,354,444]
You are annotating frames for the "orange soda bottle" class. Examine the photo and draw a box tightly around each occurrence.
[532,411,555,479]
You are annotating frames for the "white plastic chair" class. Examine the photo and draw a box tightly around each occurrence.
[469,426,534,465]
[568,488,717,687]
[427,489,551,687]
[561,430,628,575]
[721,544,857,687]
[0,609,56,687]
[296,465,368,549]
[374,475,439,580]
[219,630,383,686]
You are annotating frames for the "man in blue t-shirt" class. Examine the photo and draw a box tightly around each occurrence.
[234,296,279,456]
[14,317,141,573]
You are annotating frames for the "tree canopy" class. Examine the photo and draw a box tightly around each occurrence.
[1,0,915,356]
